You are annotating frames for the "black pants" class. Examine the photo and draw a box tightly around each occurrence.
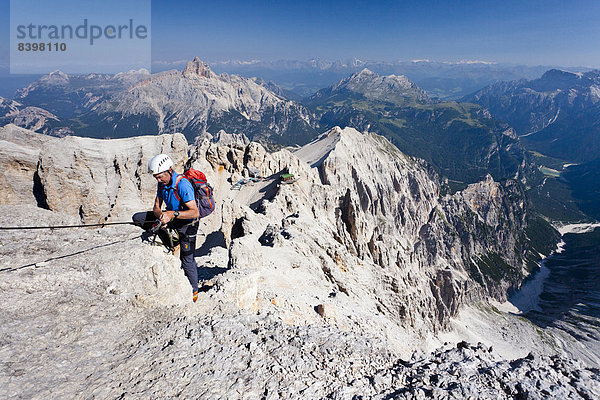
[132,211,199,293]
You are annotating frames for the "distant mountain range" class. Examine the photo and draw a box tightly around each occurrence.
[197,58,589,100]
[464,69,600,222]
[306,68,530,186]
[0,60,534,187]
[463,69,600,164]
[9,58,318,145]
[2,58,597,222]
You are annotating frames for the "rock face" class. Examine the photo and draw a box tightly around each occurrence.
[1,126,596,398]
[186,126,538,335]
[38,133,189,222]
[14,58,319,145]
[0,125,188,222]
[0,124,55,206]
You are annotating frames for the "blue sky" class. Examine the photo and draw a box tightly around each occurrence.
[150,0,600,67]
[2,0,600,74]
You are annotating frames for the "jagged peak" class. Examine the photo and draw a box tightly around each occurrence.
[541,69,578,81]
[356,68,376,76]
[182,57,215,79]
[329,68,429,104]
[41,70,70,83]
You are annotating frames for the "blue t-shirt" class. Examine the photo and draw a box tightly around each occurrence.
[157,171,195,211]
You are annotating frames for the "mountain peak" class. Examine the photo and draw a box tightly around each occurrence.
[329,69,430,105]
[540,69,578,81]
[357,68,376,75]
[347,68,377,81]
[42,70,70,84]
[182,57,215,79]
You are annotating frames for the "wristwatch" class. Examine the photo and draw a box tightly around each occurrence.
[174,211,180,218]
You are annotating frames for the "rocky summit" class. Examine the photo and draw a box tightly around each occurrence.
[9,58,318,145]
[0,125,598,398]
[332,68,430,105]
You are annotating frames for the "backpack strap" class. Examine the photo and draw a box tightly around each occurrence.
[201,183,213,208]
[172,175,185,204]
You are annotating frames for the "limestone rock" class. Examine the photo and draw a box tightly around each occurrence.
[0,124,56,206]
[186,126,539,336]
[0,126,596,398]
[37,133,188,222]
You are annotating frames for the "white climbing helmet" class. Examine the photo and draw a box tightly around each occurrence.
[148,154,174,175]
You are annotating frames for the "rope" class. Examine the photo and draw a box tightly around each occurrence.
[0,220,208,272]
[0,234,144,273]
[0,221,153,230]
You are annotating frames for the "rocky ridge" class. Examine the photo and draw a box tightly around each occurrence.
[0,124,188,222]
[13,58,318,145]
[1,125,596,398]
[312,68,430,105]
[184,126,539,336]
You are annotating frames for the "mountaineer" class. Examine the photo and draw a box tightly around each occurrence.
[132,154,214,302]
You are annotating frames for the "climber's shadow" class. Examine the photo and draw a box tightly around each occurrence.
[195,230,228,292]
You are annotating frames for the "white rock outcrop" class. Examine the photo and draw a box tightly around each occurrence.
[1,125,598,398]
[184,127,533,340]
[1,130,187,222]
[0,124,56,206]
[38,133,189,222]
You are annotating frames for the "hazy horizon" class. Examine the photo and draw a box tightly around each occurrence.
[1,0,600,75]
